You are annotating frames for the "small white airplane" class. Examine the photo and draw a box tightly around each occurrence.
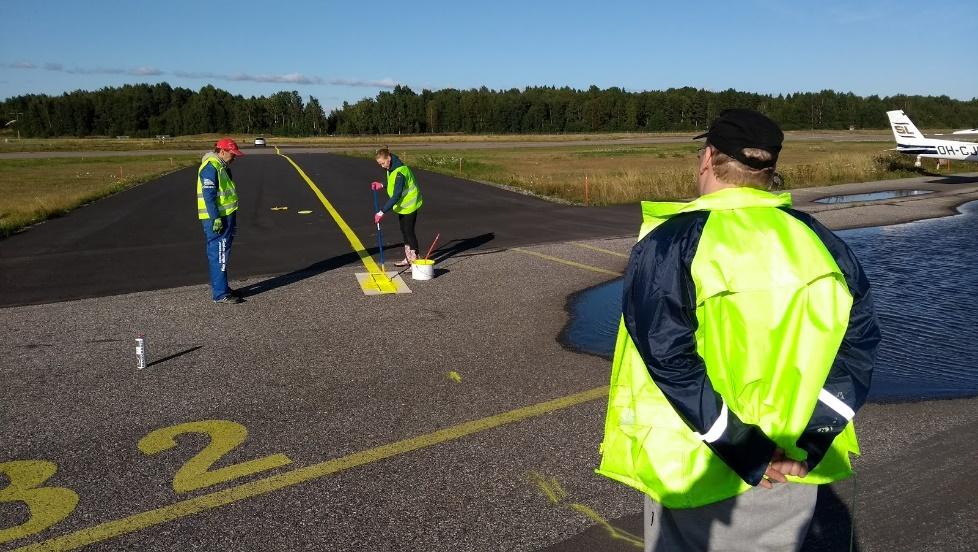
[886,110,978,165]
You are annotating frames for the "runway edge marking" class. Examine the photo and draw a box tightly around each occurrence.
[569,241,630,259]
[15,386,609,551]
[511,247,623,276]
[274,147,399,294]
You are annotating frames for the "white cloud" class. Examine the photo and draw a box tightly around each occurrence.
[172,70,220,79]
[217,72,399,88]
[27,62,164,76]
[5,61,400,89]
[328,77,399,88]
[227,72,324,85]
[130,66,164,76]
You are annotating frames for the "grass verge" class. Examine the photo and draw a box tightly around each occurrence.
[0,130,896,153]
[345,141,974,204]
[0,155,198,237]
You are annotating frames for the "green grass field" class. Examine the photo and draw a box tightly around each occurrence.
[0,155,198,237]
[0,133,680,152]
[349,140,970,204]
[0,130,895,153]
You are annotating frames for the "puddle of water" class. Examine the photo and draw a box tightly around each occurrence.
[813,189,934,204]
[560,280,623,358]
[562,201,978,402]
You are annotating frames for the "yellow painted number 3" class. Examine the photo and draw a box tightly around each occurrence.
[138,420,292,493]
[0,460,79,545]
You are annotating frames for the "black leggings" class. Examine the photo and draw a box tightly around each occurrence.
[398,211,419,252]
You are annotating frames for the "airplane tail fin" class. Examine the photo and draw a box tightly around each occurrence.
[887,110,927,144]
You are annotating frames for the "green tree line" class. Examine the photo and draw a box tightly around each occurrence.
[3,82,976,137]
[1,83,327,138]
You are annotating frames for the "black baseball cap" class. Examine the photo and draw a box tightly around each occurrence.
[694,109,783,169]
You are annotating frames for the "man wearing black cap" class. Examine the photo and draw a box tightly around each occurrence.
[597,109,880,551]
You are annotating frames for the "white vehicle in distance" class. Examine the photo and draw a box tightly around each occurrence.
[254,136,266,147]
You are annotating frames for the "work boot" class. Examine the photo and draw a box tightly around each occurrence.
[394,245,411,267]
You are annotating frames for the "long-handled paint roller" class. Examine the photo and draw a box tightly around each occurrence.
[371,187,388,287]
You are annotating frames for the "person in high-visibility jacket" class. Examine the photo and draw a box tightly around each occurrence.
[197,137,244,304]
[597,109,881,551]
[371,147,424,266]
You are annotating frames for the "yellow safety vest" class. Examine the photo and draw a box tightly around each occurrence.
[597,187,861,508]
[196,155,239,219]
[387,164,423,215]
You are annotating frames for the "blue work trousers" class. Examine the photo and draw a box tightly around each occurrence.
[201,213,237,301]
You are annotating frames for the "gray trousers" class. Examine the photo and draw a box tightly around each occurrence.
[644,483,818,552]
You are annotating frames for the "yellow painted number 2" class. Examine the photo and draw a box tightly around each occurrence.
[0,460,79,545]
[138,420,291,493]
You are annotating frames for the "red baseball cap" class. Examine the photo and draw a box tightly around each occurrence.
[215,137,244,156]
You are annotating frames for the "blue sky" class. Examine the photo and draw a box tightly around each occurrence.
[2,0,975,111]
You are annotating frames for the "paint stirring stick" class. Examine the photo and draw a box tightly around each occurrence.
[424,233,441,261]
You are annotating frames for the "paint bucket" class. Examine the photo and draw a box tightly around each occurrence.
[411,259,435,281]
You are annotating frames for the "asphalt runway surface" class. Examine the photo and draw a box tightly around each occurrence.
[0,152,635,307]
[2,155,978,551]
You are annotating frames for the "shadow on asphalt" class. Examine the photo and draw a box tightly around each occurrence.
[534,510,644,552]
[926,174,978,185]
[147,345,203,368]
[238,250,365,298]
[802,484,859,552]
[535,485,857,551]
[430,232,495,263]
[238,233,496,298]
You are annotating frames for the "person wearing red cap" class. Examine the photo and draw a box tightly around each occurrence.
[196,138,244,303]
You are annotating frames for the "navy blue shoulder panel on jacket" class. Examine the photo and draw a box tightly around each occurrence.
[781,208,881,469]
[199,162,219,220]
[623,210,777,486]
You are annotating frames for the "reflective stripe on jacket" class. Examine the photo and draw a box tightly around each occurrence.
[597,186,880,509]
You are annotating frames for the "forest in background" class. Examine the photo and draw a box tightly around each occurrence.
[3,82,976,138]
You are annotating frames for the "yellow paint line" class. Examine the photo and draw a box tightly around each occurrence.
[529,471,642,549]
[274,147,396,293]
[354,271,412,295]
[275,147,379,273]
[17,386,609,551]
[511,247,623,277]
[570,241,630,258]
